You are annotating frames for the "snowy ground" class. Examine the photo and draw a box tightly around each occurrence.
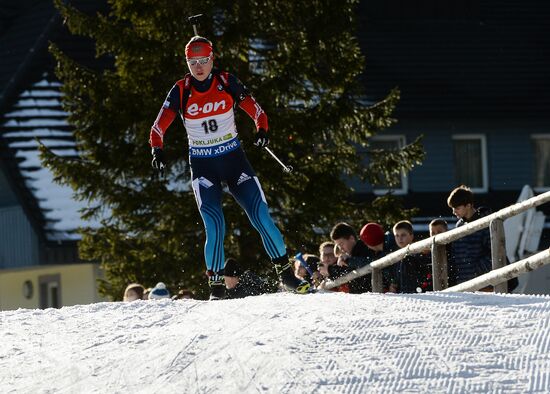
[1,292,549,393]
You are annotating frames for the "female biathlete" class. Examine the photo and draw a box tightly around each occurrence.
[149,36,310,299]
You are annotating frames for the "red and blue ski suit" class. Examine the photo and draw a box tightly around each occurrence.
[150,70,287,275]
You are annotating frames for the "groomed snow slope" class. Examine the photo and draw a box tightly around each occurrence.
[1,292,550,393]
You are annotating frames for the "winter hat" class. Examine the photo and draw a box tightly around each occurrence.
[223,258,243,277]
[360,223,385,247]
[148,282,170,300]
[185,37,213,59]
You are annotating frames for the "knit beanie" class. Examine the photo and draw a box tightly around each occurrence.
[359,223,385,247]
[223,258,243,277]
[148,282,170,300]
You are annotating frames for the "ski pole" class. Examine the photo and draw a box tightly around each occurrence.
[264,147,293,173]
[188,14,203,35]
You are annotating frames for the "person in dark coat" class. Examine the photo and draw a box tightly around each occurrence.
[429,218,454,288]
[359,222,399,292]
[316,242,349,292]
[392,220,432,293]
[447,185,492,286]
[330,222,375,270]
[328,222,376,293]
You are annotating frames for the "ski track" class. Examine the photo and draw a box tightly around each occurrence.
[1,292,550,393]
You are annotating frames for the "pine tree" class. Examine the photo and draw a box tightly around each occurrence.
[43,0,425,299]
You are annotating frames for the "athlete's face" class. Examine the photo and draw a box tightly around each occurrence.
[187,55,214,81]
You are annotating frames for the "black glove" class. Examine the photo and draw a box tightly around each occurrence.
[151,147,166,174]
[253,128,269,147]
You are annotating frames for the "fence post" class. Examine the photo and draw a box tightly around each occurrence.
[431,240,448,291]
[371,268,384,293]
[490,218,508,293]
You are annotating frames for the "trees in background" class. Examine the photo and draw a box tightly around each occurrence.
[43,0,424,299]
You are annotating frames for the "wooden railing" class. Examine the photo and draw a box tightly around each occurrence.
[324,191,550,293]
[442,248,550,292]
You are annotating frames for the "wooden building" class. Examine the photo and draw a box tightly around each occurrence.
[355,0,550,245]
[0,1,107,310]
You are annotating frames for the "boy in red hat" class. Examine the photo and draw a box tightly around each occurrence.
[359,223,386,251]
[359,222,399,292]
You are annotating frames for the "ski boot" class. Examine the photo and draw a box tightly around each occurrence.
[272,256,311,294]
[207,271,226,300]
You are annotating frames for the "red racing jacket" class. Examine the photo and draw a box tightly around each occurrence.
[150,69,268,151]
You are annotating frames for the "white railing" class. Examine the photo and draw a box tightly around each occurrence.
[324,191,550,292]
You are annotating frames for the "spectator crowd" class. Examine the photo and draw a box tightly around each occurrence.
[123,185,516,301]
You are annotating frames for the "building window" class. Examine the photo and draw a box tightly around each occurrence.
[39,274,61,309]
[532,134,550,190]
[370,135,408,195]
[452,134,488,193]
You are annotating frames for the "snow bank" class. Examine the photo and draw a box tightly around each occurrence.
[1,292,549,393]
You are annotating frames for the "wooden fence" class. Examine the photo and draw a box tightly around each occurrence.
[324,191,550,293]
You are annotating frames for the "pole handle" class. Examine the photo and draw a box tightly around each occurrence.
[187,14,203,35]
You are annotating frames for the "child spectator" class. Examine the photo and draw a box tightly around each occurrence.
[429,218,448,236]
[429,218,453,287]
[293,259,310,281]
[330,222,374,269]
[316,242,349,292]
[148,282,171,300]
[123,283,145,302]
[171,289,195,300]
[359,222,399,292]
[447,185,492,285]
[328,222,373,293]
[392,220,432,293]
[319,242,338,267]
[315,242,338,288]
[359,223,398,256]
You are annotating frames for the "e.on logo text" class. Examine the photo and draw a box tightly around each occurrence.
[187,100,226,116]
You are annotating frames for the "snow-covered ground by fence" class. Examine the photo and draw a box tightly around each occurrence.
[1,292,549,393]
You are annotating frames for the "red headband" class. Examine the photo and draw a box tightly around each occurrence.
[185,42,213,59]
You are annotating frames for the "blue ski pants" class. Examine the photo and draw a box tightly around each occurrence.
[190,147,287,273]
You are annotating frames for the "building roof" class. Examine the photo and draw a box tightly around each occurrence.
[0,1,105,243]
[1,75,101,241]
